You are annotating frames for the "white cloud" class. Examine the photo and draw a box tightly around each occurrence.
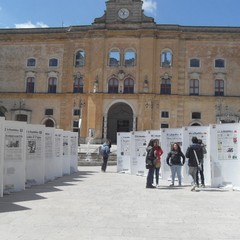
[142,0,157,14]
[15,21,48,28]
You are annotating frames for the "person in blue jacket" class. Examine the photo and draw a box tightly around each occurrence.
[101,140,110,172]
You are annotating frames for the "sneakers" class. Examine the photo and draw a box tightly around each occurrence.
[169,183,174,187]
[191,185,196,191]
[146,185,156,189]
[201,184,205,188]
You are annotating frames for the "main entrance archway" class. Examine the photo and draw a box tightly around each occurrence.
[106,102,134,143]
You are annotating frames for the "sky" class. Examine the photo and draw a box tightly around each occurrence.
[0,0,240,29]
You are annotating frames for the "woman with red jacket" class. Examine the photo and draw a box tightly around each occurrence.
[153,139,163,187]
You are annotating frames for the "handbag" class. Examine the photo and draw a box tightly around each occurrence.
[145,148,155,169]
[193,150,202,171]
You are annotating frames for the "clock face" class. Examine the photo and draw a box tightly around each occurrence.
[118,8,129,19]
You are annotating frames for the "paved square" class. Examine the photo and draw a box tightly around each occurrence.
[0,166,240,240]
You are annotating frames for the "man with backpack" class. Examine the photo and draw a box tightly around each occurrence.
[100,140,110,172]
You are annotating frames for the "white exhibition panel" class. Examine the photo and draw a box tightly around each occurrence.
[145,130,161,177]
[44,127,55,182]
[70,132,78,173]
[62,131,71,175]
[116,132,131,173]
[54,129,63,178]
[0,117,4,197]
[182,126,211,185]
[130,131,148,176]
[26,124,45,185]
[3,121,26,192]
[160,128,183,181]
[210,123,240,187]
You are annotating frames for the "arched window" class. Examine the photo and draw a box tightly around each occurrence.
[160,78,171,94]
[124,78,134,93]
[108,49,120,67]
[73,75,84,93]
[49,58,58,67]
[45,119,55,127]
[215,79,224,96]
[26,77,35,93]
[189,79,199,95]
[108,78,119,93]
[48,77,57,93]
[124,50,136,67]
[215,59,225,68]
[75,50,85,67]
[161,50,172,68]
[27,58,36,67]
[190,58,200,68]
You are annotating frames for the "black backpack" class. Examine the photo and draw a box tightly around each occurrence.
[145,147,155,169]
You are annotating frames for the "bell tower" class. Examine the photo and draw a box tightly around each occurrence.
[93,0,155,25]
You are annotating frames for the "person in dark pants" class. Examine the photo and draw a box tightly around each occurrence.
[101,140,110,172]
[196,139,207,187]
[185,137,203,191]
[145,139,156,188]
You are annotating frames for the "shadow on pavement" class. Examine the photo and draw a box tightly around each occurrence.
[0,170,97,213]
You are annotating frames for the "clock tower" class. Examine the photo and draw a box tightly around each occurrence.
[93,0,155,26]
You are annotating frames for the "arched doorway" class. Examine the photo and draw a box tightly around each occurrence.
[107,102,133,143]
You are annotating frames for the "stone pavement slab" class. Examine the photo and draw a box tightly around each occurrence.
[0,166,240,240]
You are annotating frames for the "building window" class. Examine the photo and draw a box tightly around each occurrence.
[75,50,85,67]
[161,111,169,118]
[161,123,169,128]
[124,50,136,67]
[73,120,79,128]
[45,119,54,127]
[27,58,36,67]
[190,58,200,68]
[49,58,58,67]
[45,109,53,115]
[73,76,84,93]
[16,114,28,122]
[108,78,119,93]
[161,50,172,68]
[215,79,224,96]
[26,77,35,93]
[124,78,134,93]
[108,49,120,67]
[160,78,171,94]
[192,112,201,119]
[73,109,80,116]
[215,59,225,68]
[48,77,57,93]
[189,79,199,95]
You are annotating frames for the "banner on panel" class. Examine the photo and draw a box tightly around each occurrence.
[117,132,131,173]
[130,131,148,176]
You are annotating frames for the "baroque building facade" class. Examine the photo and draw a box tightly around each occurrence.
[0,0,240,143]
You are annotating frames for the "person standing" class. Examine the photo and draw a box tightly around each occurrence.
[101,140,110,172]
[166,143,185,187]
[185,137,204,191]
[196,139,207,187]
[145,139,156,188]
[153,139,163,187]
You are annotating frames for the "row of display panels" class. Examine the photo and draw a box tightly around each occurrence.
[117,124,240,188]
[0,117,78,197]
